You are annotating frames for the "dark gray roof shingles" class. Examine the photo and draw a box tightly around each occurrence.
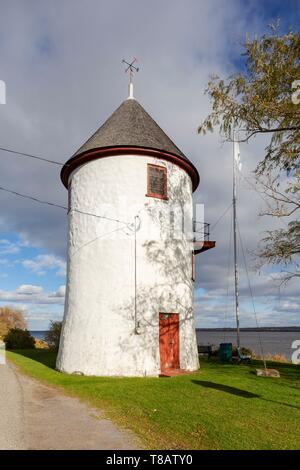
[74,98,188,160]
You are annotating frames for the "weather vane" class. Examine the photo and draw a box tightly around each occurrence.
[122,58,139,99]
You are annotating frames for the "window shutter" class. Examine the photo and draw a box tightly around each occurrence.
[147,165,167,198]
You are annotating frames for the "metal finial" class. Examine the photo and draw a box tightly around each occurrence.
[122,58,139,99]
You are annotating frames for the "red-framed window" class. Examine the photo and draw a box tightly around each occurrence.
[146,164,168,200]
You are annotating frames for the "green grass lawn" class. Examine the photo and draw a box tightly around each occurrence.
[7,349,300,450]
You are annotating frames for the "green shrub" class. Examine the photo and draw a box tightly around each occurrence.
[4,328,35,349]
[45,321,62,351]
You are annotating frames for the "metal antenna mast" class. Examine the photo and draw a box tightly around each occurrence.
[233,130,241,350]
[122,58,139,99]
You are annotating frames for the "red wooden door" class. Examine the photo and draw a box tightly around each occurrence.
[159,313,180,371]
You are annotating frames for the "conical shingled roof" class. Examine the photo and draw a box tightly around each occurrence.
[74,98,187,160]
[61,98,199,190]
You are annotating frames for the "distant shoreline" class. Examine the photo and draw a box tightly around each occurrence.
[31,327,300,334]
[196,327,300,332]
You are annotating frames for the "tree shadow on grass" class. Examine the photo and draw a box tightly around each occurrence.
[191,380,260,398]
[261,398,300,410]
[192,379,300,410]
[9,348,57,370]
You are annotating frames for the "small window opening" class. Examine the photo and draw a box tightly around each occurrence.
[146,164,168,200]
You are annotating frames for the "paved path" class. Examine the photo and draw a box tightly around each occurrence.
[0,362,140,450]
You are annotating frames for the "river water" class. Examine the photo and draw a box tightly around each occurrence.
[196,330,300,360]
[31,330,300,362]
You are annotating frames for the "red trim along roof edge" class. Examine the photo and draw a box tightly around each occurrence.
[61,146,200,192]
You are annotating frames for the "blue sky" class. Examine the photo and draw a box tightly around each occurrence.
[0,234,65,329]
[0,0,299,330]
[248,0,300,27]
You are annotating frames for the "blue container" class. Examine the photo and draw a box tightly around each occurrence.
[219,343,232,362]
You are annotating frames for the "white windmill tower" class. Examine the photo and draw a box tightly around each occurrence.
[56,61,214,376]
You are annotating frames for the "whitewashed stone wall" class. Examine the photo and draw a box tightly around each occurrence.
[56,154,199,376]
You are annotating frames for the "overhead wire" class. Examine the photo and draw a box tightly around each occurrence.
[1,146,237,232]
[0,185,67,210]
[2,141,272,348]
[0,185,129,226]
[1,144,271,359]
[71,223,133,257]
[237,220,267,369]
[0,146,66,166]
[210,202,233,233]
[239,172,288,228]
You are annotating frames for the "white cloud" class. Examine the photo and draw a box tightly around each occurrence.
[3,303,28,313]
[0,239,20,255]
[22,254,66,277]
[195,268,300,327]
[0,284,65,305]
[24,311,63,322]
[0,236,36,256]
[49,285,66,298]
[16,284,43,295]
